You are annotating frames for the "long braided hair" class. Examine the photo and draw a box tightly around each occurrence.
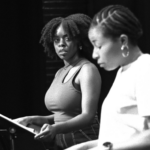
[40,14,93,61]
[90,5,143,46]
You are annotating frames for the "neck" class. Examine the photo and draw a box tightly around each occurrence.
[64,55,82,68]
[121,46,143,67]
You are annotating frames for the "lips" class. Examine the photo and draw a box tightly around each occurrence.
[98,62,104,67]
[59,49,68,55]
[100,63,104,67]
[59,49,66,52]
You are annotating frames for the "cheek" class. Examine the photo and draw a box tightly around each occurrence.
[106,47,121,67]
[104,44,118,58]
[67,42,73,48]
[53,44,59,54]
[100,46,111,58]
[68,42,78,52]
[110,45,121,58]
[53,43,58,49]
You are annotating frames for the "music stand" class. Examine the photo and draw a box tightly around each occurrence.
[0,114,48,150]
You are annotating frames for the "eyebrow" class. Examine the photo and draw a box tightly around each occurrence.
[54,34,69,38]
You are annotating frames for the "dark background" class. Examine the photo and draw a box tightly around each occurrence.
[0,0,150,119]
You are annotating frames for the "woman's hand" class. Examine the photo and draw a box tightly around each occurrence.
[34,123,56,142]
[13,116,32,126]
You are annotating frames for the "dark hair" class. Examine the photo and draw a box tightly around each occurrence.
[40,13,93,61]
[90,5,143,45]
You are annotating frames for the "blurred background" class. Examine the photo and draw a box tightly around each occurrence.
[0,0,150,119]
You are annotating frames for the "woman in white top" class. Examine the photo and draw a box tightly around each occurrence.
[66,5,150,150]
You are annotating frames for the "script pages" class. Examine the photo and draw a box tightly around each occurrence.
[0,114,40,135]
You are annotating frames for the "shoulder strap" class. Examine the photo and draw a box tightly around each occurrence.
[71,59,91,81]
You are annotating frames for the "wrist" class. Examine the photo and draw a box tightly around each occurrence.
[51,124,60,134]
[52,122,68,134]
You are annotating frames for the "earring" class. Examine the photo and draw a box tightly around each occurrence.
[121,45,129,57]
[79,46,82,50]
[121,45,124,51]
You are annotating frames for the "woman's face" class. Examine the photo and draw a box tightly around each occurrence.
[88,26,122,71]
[53,24,79,61]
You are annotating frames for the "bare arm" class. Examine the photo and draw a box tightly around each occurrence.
[35,63,101,140]
[14,115,54,127]
[65,117,150,150]
[65,140,98,150]
[28,115,54,126]
[86,117,150,150]
[111,116,150,150]
[52,63,101,133]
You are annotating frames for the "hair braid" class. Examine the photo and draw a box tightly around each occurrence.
[91,5,143,45]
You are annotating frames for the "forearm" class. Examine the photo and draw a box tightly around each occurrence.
[52,113,95,134]
[85,130,150,150]
[112,130,150,150]
[87,131,150,150]
[84,140,98,149]
[65,140,98,150]
[29,115,54,126]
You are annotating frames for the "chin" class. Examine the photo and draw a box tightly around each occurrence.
[103,66,118,71]
[58,55,66,60]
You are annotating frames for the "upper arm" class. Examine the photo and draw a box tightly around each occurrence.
[136,62,150,117]
[136,60,150,129]
[79,63,101,118]
[143,116,150,129]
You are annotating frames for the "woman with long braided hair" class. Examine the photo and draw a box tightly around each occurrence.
[66,5,150,150]
[14,14,101,149]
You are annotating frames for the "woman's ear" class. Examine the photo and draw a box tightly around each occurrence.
[120,34,128,46]
[120,34,129,57]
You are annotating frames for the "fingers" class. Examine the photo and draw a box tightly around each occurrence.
[13,117,29,126]
[34,124,55,142]
[36,132,50,141]
[40,124,49,132]
[13,118,25,125]
[13,118,20,123]
[34,124,49,139]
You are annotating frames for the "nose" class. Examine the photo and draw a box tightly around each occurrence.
[59,38,65,47]
[92,47,99,60]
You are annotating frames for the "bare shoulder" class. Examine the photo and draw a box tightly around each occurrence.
[79,62,101,79]
[81,62,100,73]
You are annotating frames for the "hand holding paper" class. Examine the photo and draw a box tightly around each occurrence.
[34,123,56,142]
